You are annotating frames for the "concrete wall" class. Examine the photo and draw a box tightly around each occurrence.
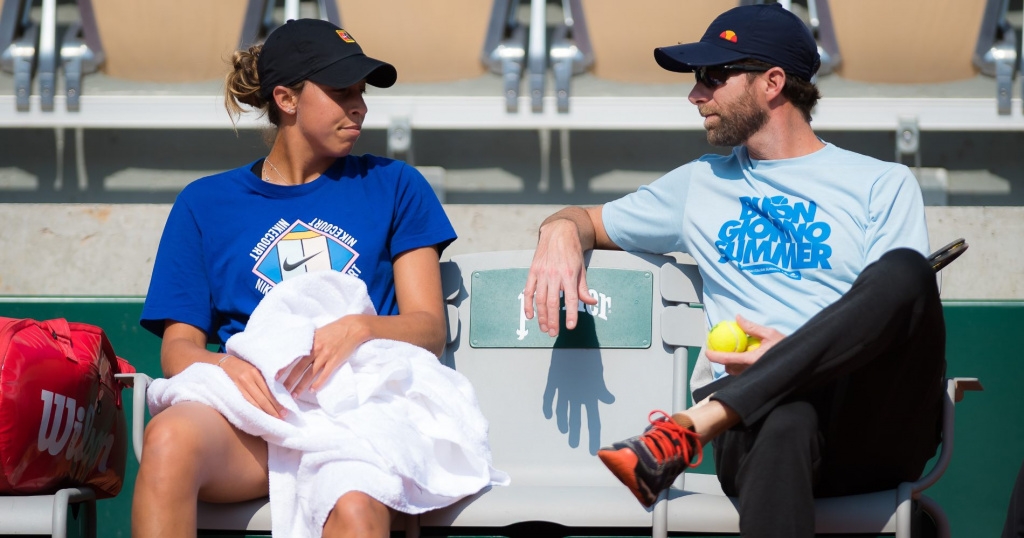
[0,204,1020,299]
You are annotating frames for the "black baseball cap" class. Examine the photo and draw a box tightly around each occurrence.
[257,18,397,100]
[654,4,820,82]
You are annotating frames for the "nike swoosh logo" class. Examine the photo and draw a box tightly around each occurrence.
[282,252,321,271]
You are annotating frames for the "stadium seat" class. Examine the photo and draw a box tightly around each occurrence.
[428,245,981,538]
[827,0,1016,115]
[550,0,594,112]
[666,379,982,537]
[325,0,496,160]
[480,0,528,112]
[88,0,249,82]
[0,0,38,111]
[59,0,103,111]
[120,248,707,536]
[70,241,986,537]
[829,0,986,83]
[581,0,737,84]
[330,0,491,84]
[665,239,980,537]
[424,249,706,535]
[329,0,526,113]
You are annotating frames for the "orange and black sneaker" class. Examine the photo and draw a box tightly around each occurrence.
[597,410,703,508]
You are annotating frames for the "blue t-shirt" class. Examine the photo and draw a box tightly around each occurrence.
[141,154,457,345]
[603,143,929,383]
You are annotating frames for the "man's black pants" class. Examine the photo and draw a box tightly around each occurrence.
[698,248,947,537]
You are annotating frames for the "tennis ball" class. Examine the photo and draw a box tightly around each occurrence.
[707,321,748,352]
[746,336,762,351]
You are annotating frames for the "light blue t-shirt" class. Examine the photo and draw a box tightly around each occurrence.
[603,143,929,384]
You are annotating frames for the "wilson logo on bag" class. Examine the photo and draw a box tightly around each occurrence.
[38,389,117,476]
[0,316,135,498]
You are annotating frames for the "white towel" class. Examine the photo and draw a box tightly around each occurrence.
[148,271,509,538]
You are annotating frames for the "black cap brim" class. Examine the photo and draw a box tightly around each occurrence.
[307,54,398,89]
[654,42,750,73]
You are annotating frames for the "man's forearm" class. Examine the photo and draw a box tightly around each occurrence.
[539,206,600,251]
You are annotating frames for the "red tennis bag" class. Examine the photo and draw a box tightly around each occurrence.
[0,317,135,498]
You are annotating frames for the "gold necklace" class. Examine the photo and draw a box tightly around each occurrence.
[263,157,290,185]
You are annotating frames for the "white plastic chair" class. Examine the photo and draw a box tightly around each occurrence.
[118,246,978,537]
[430,248,980,537]
[663,238,980,537]
[665,377,983,537]
[424,249,706,535]
[0,487,96,538]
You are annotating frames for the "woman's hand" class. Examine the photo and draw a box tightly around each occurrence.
[278,246,448,396]
[280,314,372,396]
[219,355,287,419]
[160,321,287,419]
[705,315,786,376]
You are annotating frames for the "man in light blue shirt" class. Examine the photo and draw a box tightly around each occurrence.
[523,4,943,537]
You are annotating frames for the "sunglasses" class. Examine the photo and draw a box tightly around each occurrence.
[694,65,771,88]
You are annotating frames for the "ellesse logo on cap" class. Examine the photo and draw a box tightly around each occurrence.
[719,30,738,43]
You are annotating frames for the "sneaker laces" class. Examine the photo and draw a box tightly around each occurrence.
[642,410,703,468]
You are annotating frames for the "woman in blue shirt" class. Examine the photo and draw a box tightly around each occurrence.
[134,19,456,537]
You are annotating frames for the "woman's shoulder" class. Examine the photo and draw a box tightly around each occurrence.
[165,163,259,219]
[179,162,256,198]
[339,154,431,191]
[345,153,413,176]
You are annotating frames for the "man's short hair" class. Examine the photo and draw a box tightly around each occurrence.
[737,59,821,123]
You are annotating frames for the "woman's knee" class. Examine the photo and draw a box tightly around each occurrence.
[324,491,390,537]
[139,403,270,503]
[138,404,227,478]
[133,415,207,498]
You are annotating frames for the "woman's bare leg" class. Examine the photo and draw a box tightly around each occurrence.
[131,402,270,537]
[322,491,392,538]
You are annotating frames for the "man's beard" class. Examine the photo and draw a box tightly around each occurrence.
[700,90,768,147]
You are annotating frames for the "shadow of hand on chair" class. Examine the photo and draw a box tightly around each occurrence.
[542,346,616,455]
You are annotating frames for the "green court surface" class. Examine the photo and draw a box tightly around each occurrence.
[0,299,1020,537]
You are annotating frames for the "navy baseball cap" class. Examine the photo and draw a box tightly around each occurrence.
[257,18,397,100]
[654,4,820,81]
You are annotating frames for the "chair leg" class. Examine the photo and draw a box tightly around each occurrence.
[652,490,668,538]
[86,499,97,538]
[918,495,950,538]
[404,513,420,538]
[896,483,913,538]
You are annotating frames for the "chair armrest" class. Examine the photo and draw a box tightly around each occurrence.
[893,377,983,535]
[953,377,983,403]
[115,372,154,464]
[909,377,984,495]
[53,487,96,538]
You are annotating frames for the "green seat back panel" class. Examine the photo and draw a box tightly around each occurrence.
[468,268,653,349]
